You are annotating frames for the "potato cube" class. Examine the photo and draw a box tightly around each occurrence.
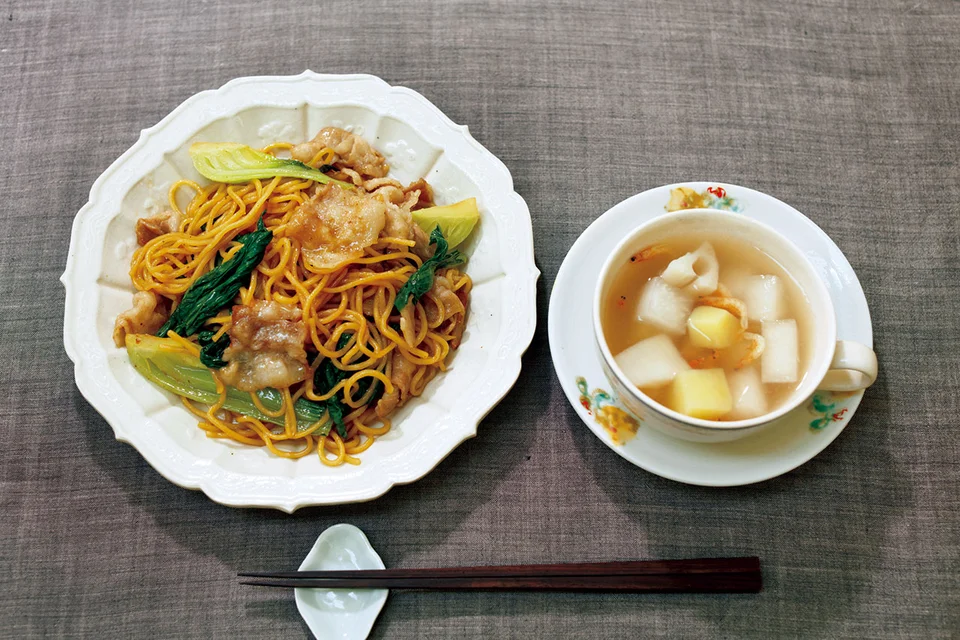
[614,334,690,389]
[743,275,787,322]
[636,277,694,335]
[668,368,733,420]
[726,366,769,420]
[687,306,742,349]
[761,319,799,383]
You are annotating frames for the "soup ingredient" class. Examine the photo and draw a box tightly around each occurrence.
[687,306,742,349]
[683,242,719,296]
[113,291,169,347]
[395,226,464,311]
[126,334,331,433]
[614,334,690,389]
[219,300,308,392]
[631,244,671,263]
[726,366,768,420]
[411,197,480,249]
[737,331,767,369]
[291,127,389,178]
[190,142,354,188]
[718,265,751,298]
[761,319,799,383]
[661,252,699,288]
[668,368,733,420]
[695,294,749,331]
[287,183,387,270]
[743,275,787,321]
[602,232,810,423]
[636,277,695,335]
[157,217,273,338]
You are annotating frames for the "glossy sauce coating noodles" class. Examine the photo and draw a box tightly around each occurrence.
[118,136,470,466]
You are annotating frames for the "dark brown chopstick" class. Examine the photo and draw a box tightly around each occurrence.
[238,557,761,593]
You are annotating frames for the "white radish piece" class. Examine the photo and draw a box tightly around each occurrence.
[743,275,787,322]
[683,242,719,296]
[614,334,690,389]
[661,252,698,288]
[636,277,695,335]
[719,265,752,300]
[726,366,769,420]
[761,319,799,383]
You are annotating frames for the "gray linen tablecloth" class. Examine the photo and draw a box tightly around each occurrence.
[2,0,958,637]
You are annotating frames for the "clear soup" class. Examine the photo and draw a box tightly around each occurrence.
[602,233,813,421]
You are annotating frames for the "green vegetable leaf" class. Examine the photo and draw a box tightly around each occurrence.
[197,330,229,369]
[311,334,385,439]
[126,334,328,432]
[314,334,353,439]
[326,399,346,439]
[190,142,354,189]
[394,226,464,312]
[157,217,272,339]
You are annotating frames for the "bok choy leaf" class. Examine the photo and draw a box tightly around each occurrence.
[394,226,464,312]
[190,142,354,188]
[157,217,272,339]
[127,334,332,435]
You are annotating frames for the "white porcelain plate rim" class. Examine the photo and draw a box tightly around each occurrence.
[62,72,539,510]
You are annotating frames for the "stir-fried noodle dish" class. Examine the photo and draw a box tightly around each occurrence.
[114,127,478,466]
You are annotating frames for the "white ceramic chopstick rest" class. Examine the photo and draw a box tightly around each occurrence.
[295,524,388,640]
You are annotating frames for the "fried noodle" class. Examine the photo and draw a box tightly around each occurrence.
[126,143,470,466]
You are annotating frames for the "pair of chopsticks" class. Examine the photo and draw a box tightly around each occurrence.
[239,557,761,592]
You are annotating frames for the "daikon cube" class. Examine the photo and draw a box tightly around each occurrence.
[687,306,742,349]
[761,319,799,383]
[743,275,787,322]
[719,265,752,299]
[636,277,694,335]
[726,366,769,420]
[614,334,690,389]
[668,368,733,420]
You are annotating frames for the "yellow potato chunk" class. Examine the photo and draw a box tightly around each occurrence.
[687,306,742,349]
[668,368,733,420]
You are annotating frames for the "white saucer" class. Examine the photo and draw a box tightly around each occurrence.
[548,182,873,486]
[295,524,387,640]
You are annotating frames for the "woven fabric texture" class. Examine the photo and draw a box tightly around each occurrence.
[1,0,958,637]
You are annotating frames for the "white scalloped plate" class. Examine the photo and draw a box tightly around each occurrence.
[549,182,872,486]
[62,72,539,511]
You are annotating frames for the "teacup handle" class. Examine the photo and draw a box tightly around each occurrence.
[818,340,878,392]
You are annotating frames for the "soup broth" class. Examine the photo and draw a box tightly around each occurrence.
[602,233,814,421]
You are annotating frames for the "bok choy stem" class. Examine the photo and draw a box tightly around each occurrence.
[190,142,354,189]
[127,334,331,435]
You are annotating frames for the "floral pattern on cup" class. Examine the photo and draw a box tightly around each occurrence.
[576,377,641,445]
[807,391,856,430]
[665,186,742,212]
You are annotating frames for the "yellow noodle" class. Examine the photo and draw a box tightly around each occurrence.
[123,147,470,466]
